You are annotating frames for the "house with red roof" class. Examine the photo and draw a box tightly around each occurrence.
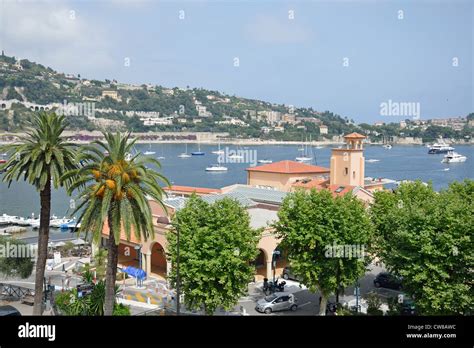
[245,160,330,192]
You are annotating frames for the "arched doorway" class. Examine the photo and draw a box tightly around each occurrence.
[1,103,6,109]
[251,249,268,281]
[150,241,167,278]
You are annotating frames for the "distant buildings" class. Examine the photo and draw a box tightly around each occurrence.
[295,116,321,125]
[319,125,328,134]
[98,132,396,282]
[429,117,467,131]
[101,90,121,101]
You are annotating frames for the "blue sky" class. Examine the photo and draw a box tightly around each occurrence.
[1,0,472,123]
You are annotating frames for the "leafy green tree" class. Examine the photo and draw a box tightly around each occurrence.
[371,181,473,315]
[64,132,169,315]
[0,112,78,315]
[274,189,373,315]
[167,195,260,315]
[0,237,34,278]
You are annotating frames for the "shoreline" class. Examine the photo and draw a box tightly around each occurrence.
[1,139,473,146]
[1,133,473,146]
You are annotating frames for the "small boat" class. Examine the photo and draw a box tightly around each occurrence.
[383,144,392,149]
[428,140,454,154]
[366,159,380,163]
[441,151,467,163]
[50,217,74,228]
[8,216,29,226]
[191,142,205,156]
[31,215,58,229]
[205,164,228,172]
[143,144,156,156]
[258,159,273,164]
[295,156,312,162]
[157,144,165,160]
[211,141,224,155]
[228,154,244,160]
[178,144,191,158]
[296,136,313,162]
[0,214,11,226]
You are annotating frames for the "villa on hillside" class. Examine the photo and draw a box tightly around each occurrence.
[100,132,393,281]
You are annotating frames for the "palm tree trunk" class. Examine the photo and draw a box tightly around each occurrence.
[104,214,118,316]
[33,175,51,315]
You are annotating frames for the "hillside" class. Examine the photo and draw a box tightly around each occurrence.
[0,53,472,143]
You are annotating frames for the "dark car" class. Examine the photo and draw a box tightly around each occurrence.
[282,266,301,281]
[373,272,402,290]
[401,299,417,316]
[0,305,22,316]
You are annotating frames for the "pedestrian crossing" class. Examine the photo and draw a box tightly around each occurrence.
[123,291,165,305]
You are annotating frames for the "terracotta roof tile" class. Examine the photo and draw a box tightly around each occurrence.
[344,132,366,139]
[164,185,220,194]
[246,160,330,174]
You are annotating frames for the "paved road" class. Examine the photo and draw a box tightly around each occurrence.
[238,263,403,316]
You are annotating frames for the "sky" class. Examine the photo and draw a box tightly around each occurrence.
[0,0,472,123]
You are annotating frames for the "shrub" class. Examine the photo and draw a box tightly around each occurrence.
[113,303,131,316]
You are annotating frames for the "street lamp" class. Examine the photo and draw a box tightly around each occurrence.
[134,245,142,288]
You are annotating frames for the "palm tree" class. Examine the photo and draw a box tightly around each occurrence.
[0,112,78,315]
[64,132,169,315]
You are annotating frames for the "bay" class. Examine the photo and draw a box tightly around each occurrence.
[0,144,472,218]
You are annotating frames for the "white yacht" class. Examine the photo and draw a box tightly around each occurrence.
[428,140,454,154]
[8,216,29,226]
[205,164,228,172]
[211,142,224,155]
[178,144,191,158]
[228,153,244,160]
[383,144,392,149]
[257,159,273,164]
[441,151,467,163]
[50,217,74,228]
[295,156,312,163]
[143,144,156,156]
[366,159,380,163]
[0,214,11,226]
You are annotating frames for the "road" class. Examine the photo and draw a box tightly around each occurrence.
[237,263,403,316]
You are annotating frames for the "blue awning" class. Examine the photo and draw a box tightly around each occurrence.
[122,266,147,280]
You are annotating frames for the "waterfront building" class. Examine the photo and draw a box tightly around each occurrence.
[100,132,392,281]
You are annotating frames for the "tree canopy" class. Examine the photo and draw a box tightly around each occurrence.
[371,180,473,315]
[166,195,260,315]
[274,188,374,315]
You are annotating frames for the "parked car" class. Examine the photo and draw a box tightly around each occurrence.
[282,266,301,281]
[373,272,403,290]
[255,292,298,314]
[0,305,22,316]
[401,298,417,316]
